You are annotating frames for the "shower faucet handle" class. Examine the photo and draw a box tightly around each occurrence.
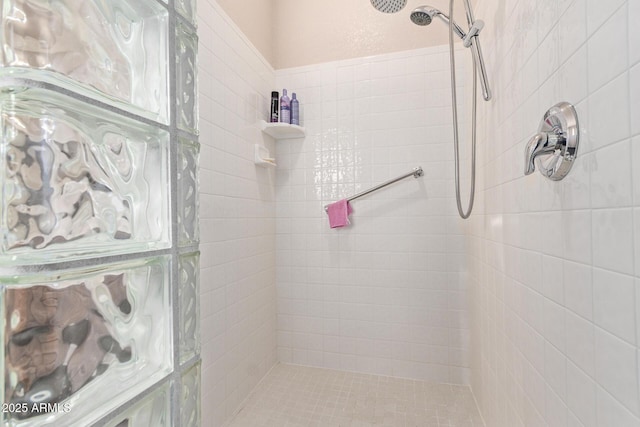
[524,102,580,181]
[525,132,546,175]
[524,132,559,175]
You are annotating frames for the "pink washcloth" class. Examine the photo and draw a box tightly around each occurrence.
[327,199,353,228]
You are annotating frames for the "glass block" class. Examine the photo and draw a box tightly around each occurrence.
[180,363,201,427]
[176,0,197,26]
[178,139,199,247]
[0,256,172,426]
[0,86,170,266]
[179,252,200,364]
[176,22,199,135]
[0,0,170,124]
[104,381,171,427]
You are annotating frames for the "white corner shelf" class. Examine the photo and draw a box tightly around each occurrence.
[260,120,306,140]
[254,144,277,168]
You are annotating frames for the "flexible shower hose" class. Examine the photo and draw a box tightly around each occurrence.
[448,0,477,219]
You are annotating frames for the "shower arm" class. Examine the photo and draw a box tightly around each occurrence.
[433,12,466,39]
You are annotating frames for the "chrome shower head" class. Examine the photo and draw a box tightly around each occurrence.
[410,6,437,26]
[370,0,407,13]
[410,5,466,39]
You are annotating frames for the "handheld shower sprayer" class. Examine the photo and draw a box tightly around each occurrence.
[409,6,466,39]
[415,1,491,219]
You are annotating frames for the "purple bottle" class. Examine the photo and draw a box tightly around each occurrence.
[279,89,291,124]
[291,93,299,125]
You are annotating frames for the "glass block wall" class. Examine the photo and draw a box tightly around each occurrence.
[0,0,200,426]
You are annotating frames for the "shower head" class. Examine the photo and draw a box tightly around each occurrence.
[410,5,466,39]
[409,6,437,26]
[370,0,407,14]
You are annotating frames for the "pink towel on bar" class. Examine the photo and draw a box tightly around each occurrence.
[327,199,353,228]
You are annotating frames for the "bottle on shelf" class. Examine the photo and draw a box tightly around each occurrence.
[270,91,279,123]
[279,89,290,124]
[291,92,299,126]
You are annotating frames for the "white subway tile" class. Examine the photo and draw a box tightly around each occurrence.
[587,72,630,150]
[562,210,592,264]
[593,268,637,344]
[541,255,564,303]
[597,386,640,427]
[524,359,547,418]
[546,385,569,426]
[544,341,567,399]
[592,208,635,275]
[538,24,560,81]
[590,141,633,208]
[586,0,627,35]
[594,328,640,415]
[637,279,640,346]
[631,0,640,66]
[631,64,640,137]
[565,311,595,376]
[539,211,565,258]
[537,0,559,42]
[566,361,598,427]
[563,260,593,320]
[559,45,589,104]
[543,299,566,352]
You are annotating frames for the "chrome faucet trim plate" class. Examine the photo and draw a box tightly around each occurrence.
[524,102,580,181]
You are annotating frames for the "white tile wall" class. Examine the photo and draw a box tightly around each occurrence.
[470,0,640,425]
[274,46,472,384]
[197,1,278,425]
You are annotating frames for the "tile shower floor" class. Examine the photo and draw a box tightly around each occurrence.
[227,364,485,427]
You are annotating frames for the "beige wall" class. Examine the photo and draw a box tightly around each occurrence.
[273,0,471,68]
[216,0,474,69]
[215,0,275,65]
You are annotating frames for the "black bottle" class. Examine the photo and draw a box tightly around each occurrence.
[270,91,279,123]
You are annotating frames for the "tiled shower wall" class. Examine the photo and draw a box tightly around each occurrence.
[197,1,278,425]
[468,0,640,425]
[274,46,473,384]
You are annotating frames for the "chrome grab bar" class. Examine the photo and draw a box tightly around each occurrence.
[324,166,424,212]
